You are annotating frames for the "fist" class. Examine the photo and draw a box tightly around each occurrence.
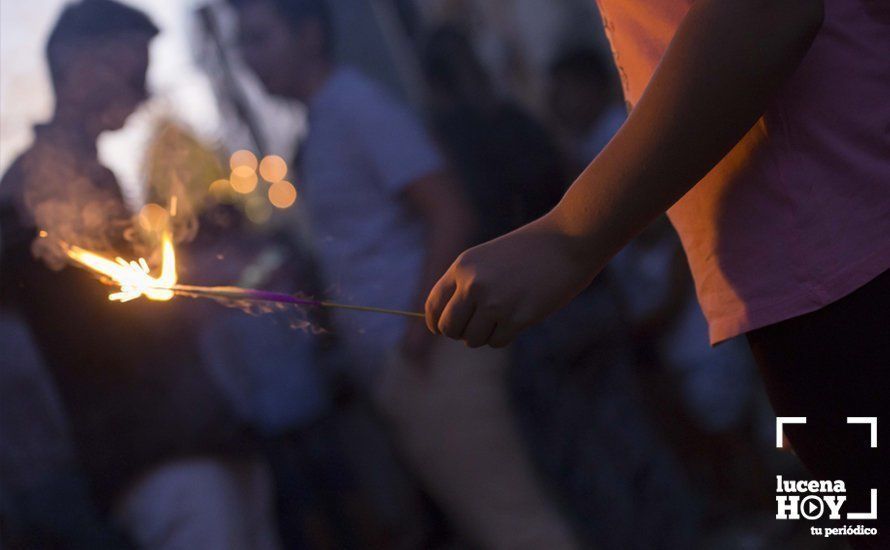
[425,218,596,348]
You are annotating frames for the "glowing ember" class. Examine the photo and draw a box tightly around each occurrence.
[66,231,177,302]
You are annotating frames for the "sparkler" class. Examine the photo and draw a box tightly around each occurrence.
[172,284,423,318]
[63,232,423,319]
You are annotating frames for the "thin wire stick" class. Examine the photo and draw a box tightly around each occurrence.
[171,284,424,319]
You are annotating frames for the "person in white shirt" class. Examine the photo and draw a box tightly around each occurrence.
[229,1,580,548]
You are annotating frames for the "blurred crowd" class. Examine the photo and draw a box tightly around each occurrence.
[0,1,834,549]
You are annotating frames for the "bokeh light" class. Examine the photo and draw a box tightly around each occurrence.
[208,178,234,202]
[245,195,272,224]
[259,155,288,183]
[230,167,258,194]
[231,165,255,179]
[229,149,258,172]
[138,203,170,232]
[268,180,297,209]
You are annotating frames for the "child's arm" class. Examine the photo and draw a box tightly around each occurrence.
[425,0,824,347]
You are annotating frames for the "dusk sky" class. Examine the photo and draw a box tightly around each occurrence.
[0,0,223,205]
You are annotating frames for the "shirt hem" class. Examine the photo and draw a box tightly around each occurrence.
[708,247,890,345]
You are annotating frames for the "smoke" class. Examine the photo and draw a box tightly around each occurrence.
[17,119,328,332]
[22,140,131,270]
[23,119,224,271]
[172,288,327,334]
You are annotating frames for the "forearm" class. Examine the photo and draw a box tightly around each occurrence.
[549,0,823,269]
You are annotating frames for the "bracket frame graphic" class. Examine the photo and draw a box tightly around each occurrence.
[775,416,879,521]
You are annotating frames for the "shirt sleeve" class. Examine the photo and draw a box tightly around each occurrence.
[352,85,444,195]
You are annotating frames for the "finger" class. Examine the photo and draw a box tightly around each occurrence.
[425,274,456,334]
[438,293,475,340]
[461,312,497,348]
[489,323,516,348]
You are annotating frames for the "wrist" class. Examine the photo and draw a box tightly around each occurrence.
[537,209,607,275]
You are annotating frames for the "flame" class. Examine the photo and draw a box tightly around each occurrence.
[66,231,178,302]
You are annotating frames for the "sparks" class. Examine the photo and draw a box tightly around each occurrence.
[66,231,177,302]
[62,230,422,318]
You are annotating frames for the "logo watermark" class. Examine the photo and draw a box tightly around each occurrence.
[774,416,879,539]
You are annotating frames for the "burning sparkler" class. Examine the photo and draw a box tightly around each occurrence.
[65,231,177,303]
[63,232,422,319]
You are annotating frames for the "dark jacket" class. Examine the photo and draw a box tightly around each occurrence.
[0,126,254,508]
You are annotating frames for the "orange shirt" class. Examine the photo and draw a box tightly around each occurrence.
[596,0,890,343]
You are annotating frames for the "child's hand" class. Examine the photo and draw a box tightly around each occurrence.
[425,216,597,348]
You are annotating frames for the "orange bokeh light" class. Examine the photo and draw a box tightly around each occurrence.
[268,180,297,209]
[259,155,287,183]
[229,149,258,172]
[230,168,258,194]
[208,179,234,202]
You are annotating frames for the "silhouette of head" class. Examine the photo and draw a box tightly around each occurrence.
[47,0,158,133]
[229,0,333,101]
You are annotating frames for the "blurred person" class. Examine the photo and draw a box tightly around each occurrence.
[0,312,131,548]
[608,218,773,523]
[548,48,768,530]
[422,25,566,243]
[509,277,702,548]
[229,1,579,548]
[191,214,332,443]
[547,48,626,172]
[423,26,701,547]
[426,0,889,548]
[609,218,758,436]
[0,2,278,548]
[192,206,389,549]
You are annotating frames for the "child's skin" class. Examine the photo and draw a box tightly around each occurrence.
[425,0,825,347]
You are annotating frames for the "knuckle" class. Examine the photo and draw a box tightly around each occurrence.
[454,251,473,270]
[439,321,458,339]
[454,252,480,278]
[465,279,486,299]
